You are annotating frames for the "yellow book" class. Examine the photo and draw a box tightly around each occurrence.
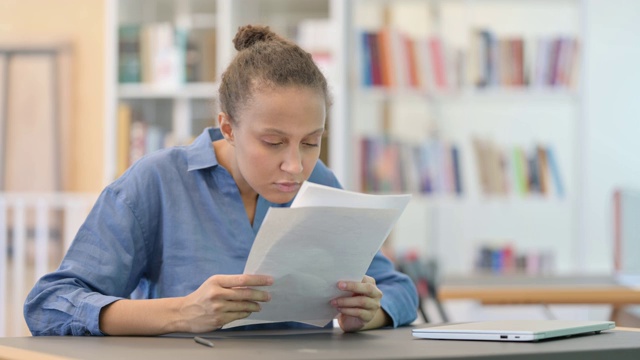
[116,103,132,178]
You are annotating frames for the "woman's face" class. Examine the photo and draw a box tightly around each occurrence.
[223,86,326,204]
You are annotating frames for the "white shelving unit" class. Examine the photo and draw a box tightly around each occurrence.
[117,83,219,99]
[106,0,349,183]
[347,0,584,275]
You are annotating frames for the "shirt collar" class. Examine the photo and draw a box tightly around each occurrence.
[187,127,223,171]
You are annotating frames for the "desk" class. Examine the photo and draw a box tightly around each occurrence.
[1,327,640,360]
[438,275,640,326]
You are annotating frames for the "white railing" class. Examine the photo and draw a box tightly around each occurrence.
[0,192,97,337]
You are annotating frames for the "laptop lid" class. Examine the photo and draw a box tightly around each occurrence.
[412,320,615,342]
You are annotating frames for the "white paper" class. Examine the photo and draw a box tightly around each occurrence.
[225,182,410,328]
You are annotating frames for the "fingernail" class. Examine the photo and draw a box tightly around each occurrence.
[330,299,337,307]
[339,282,347,290]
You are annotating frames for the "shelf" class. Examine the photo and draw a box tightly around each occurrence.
[418,194,569,206]
[355,87,579,102]
[118,82,219,99]
[367,191,570,207]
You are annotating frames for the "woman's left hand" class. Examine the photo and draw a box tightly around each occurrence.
[331,275,387,332]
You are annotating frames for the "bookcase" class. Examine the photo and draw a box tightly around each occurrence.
[345,0,583,276]
[108,0,341,180]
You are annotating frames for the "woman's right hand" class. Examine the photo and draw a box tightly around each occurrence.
[178,274,273,333]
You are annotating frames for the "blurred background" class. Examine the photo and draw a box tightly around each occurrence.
[1,0,639,336]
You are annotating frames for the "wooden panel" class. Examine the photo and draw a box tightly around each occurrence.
[0,0,106,191]
[0,55,6,188]
[4,55,58,191]
[0,345,74,360]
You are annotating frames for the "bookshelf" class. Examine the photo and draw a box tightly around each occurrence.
[346,0,584,276]
[108,0,343,180]
[110,0,218,179]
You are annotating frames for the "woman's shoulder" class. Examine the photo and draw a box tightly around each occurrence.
[110,146,190,192]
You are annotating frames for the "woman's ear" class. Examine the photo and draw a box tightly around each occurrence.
[218,112,235,145]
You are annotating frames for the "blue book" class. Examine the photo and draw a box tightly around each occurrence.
[546,146,564,197]
[360,31,373,87]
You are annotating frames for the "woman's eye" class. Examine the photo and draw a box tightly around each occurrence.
[265,141,283,147]
[303,143,319,147]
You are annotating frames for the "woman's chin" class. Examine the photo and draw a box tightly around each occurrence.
[261,191,297,205]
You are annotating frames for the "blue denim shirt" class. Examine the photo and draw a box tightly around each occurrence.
[24,128,418,335]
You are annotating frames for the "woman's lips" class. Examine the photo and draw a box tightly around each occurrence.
[275,182,300,193]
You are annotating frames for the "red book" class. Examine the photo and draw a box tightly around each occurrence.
[429,36,447,90]
[512,38,524,86]
[613,189,622,272]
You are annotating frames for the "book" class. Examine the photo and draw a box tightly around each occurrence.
[359,31,373,87]
[378,28,394,87]
[536,145,550,195]
[451,145,463,195]
[546,146,564,197]
[368,32,382,86]
[512,147,529,195]
[140,22,182,86]
[356,27,467,93]
[184,28,217,82]
[118,25,141,83]
[429,36,447,90]
[116,103,132,177]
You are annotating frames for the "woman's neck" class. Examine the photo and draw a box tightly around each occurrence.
[212,139,258,224]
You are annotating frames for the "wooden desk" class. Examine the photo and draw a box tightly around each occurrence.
[1,327,640,360]
[438,275,640,325]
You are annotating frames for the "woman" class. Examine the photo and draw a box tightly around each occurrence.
[24,25,418,336]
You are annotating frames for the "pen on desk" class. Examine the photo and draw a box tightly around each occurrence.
[194,336,215,348]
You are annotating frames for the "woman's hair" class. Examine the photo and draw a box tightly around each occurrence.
[218,25,331,123]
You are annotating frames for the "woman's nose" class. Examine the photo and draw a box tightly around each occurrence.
[281,147,303,174]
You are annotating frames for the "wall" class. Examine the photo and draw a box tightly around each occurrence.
[0,0,106,192]
[581,0,640,273]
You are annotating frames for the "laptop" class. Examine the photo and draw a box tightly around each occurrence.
[412,320,615,342]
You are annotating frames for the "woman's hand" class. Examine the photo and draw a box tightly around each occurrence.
[178,274,273,333]
[331,275,390,332]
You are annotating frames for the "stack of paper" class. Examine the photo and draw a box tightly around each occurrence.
[225,182,411,328]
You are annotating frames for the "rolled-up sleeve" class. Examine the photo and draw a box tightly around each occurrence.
[366,252,419,327]
[24,187,149,335]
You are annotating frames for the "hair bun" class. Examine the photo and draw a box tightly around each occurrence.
[233,25,278,51]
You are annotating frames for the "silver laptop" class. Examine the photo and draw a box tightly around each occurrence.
[412,320,615,342]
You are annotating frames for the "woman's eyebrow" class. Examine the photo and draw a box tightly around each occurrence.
[262,128,325,136]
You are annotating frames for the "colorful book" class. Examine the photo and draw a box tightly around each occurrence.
[118,25,141,83]
[546,146,564,197]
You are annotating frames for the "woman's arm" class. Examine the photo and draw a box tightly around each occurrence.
[24,188,149,335]
[99,274,272,335]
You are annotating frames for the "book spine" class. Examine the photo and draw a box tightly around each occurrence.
[118,25,142,83]
[360,31,373,87]
[546,146,564,197]
[613,189,622,271]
